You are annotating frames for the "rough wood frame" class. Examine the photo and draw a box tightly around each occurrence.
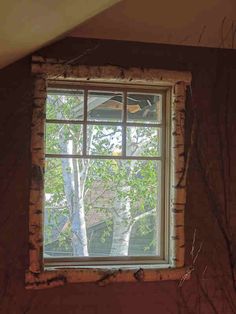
[26,56,191,289]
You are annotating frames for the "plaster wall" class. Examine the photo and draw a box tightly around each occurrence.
[1,37,236,313]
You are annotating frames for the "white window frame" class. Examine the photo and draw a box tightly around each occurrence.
[26,56,191,289]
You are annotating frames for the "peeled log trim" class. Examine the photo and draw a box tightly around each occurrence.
[29,74,47,273]
[31,56,192,86]
[25,267,190,290]
[170,82,187,268]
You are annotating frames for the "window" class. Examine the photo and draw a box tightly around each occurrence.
[26,57,191,289]
[45,84,163,263]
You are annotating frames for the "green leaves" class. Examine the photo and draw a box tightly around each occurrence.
[46,123,83,155]
[46,92,84,120]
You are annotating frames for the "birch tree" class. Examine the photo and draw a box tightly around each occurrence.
[45,94,93,256]
[86,125,159,256]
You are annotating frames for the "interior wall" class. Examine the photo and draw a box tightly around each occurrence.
[1,37,236,313]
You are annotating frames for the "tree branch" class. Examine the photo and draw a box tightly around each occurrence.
[131,208,156,226]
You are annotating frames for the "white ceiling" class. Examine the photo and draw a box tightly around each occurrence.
[0,0,119,69]
[70,0,236,49]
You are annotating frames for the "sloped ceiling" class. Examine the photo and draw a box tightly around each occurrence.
[0,0,119,69]
[70,0,236,49]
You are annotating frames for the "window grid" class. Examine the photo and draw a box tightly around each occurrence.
[44,83,167,266]
[46,85,164,161]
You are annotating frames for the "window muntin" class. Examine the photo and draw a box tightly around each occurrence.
[44,83,167,266]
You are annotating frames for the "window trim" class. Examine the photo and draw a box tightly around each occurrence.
[26,56,191,289]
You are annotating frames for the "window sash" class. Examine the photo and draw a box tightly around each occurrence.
[44,83,168,265]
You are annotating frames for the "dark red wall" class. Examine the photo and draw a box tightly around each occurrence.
[1,38,236,313]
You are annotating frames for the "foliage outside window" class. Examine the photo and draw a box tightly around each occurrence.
[26,57,191,289]
[45,85,163,264]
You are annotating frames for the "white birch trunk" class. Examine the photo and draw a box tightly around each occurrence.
[57,109,88,256]
[110,128,136,256]
[110,188,132,256]
[71,157,88,256]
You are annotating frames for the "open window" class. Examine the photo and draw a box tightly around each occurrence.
[26,57,191,289]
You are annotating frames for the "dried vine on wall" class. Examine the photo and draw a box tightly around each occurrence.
[177,65,236,313]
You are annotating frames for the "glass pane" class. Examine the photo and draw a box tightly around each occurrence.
[87,125,122,156]
[46,89,84,120]
[127,93,162,124]
[46,123,83,155]
[88,91,123,122]
[44,158,72,257]
[44,158,161,258]
[126,127,161,157]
